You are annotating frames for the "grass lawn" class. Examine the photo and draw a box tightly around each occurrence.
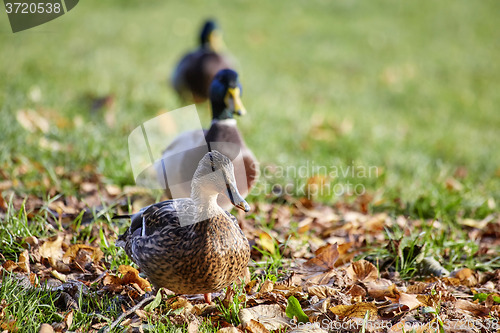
[1,0,499,332]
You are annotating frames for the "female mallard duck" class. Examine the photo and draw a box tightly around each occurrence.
[117,151,250,303]
[161,69,258,208]
[171,19,235,103]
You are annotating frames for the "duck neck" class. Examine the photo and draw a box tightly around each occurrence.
[211,106,234,121]
[191,187,225,220]
[211,118,237,126]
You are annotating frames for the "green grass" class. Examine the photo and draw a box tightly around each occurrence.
[1,0,500,331]
[0,271,124,333]
[1,0,499,213]
[0,195,54,261]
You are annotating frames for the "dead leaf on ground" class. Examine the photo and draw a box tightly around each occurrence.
[2,260,19,272]
[450,268,479,287]
[244,319,269,333]
[187,318,200,333]
[239,304,290,331]
[416,293,441,308]
[305,243,339,271]
[62,244,103,269]
[38,323,54,333]
[300,243,344,285]
[454,299,490,317]
[103,265,151,292]
[397,292,422,311]
[307,285,339,299]
[366,279,399,300]
[329,302,378,319]
[257,232,277,255]
[18,250,30,274]
[345,260,378,283]
[345,284,366,299]
[378,303,409,320]
[39,235,71,273]
[259,280,274,293]
[16,109,50,133]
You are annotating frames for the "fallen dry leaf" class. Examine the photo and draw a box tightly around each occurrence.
[2,260,19,272]
[260,280,274,293]
[450,268,478,287]
[305,243,339,271]
[39,235,71,273]
[257,232,276,255]
[38,323,54,333]
[16,109,50,133]
[329,302,378,319]
[1,318,18,332]
[62,244,103,267]
[244,319,269,333]
[416,293,441,308]
[454,299,489,317]
[307,285,339,299]
[239,304,290,331]
[345,284,367,298]
[397,292,422,311]
[378,303,409,320]
[17,250,30,274]
[103,265,152,292]
[187,318,200,333]
[345,259,379,283]
[366,279,398,300]
[300,243,344,285]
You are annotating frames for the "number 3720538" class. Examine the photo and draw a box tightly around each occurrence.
[5,2,62,14]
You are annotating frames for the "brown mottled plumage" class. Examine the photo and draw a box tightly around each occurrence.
[116,151,250,298]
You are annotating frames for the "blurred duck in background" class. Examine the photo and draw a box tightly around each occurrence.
[161,69,258,208]
[171,19,235,103]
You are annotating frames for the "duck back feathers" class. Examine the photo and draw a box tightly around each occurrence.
[117,200,250,294]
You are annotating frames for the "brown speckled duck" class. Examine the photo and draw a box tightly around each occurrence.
[116,151,250,303]
[171,20,235,103]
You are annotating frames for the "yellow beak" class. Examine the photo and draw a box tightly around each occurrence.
[234,200,251,212]
[208,30,225,52]
[225,87,247,116]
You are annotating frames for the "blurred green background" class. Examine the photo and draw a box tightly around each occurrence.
[1,0,499,219]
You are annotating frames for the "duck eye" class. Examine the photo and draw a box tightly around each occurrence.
[209,153,215,172]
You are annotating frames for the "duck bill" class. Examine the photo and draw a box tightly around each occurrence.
[226,183,250,212]
[208,30,225,52]
[226,87,247,116]
[234,200,250,212]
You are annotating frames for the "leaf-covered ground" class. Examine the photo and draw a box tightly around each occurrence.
[2,1,500,332]
[1,181,499,332]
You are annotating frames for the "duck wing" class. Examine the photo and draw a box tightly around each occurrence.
[172,49,233,102]
[116,198,196,247]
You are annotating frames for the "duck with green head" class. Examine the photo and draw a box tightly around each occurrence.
[162,69,258,209]
[171,19,235,103]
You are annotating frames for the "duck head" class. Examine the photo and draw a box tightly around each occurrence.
[209,69,247,120]
[200,19,225,52]
[192,150,250,212]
